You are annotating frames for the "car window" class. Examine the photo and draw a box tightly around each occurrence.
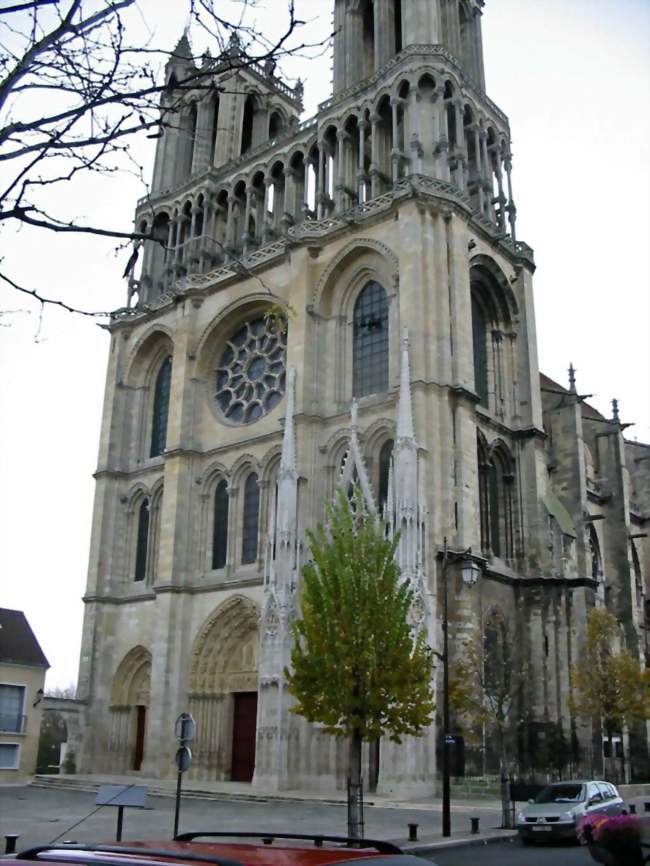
[597,783,611,800]
[588,784,603,802]
[535,784,585,804]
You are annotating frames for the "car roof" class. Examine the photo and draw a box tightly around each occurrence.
[15,838,412,866]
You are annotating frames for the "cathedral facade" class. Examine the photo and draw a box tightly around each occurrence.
[75,0,649,795]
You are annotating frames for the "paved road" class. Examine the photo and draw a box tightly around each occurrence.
[426,839,593,865]
[0,786,502,852]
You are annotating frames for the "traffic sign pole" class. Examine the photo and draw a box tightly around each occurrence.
[172,714,195,839]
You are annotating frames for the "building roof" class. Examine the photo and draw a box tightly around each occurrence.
[0,608,50,669]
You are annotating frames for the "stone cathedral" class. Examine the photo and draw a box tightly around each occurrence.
[75,1,649,795]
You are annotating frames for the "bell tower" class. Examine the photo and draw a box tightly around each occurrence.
[333,0,485,93]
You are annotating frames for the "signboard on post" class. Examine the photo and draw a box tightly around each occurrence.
[96,785,147,841]
[175,745,192,774]
[173,713,195,839]
[175,712,195,745]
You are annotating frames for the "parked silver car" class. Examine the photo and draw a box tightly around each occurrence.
[516,780,626,844]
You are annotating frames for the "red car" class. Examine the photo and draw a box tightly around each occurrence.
[11,833,434,866]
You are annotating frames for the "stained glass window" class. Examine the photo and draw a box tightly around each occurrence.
[241,472,260,564]
[216,316,287,425]
[212,480,229,570]
[150,356,172,457]
[471,293,489,407]
[134,498,150,582]
[353,281,389,398]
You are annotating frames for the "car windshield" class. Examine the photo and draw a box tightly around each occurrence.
[535,784,585,804]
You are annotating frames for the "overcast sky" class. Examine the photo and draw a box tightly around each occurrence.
[0,0,648,690]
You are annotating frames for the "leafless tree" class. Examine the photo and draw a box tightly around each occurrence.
[0,0,326,316]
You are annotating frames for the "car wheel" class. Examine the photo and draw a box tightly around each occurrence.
[521,838,534,846]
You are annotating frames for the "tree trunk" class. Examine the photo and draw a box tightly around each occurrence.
[348,730,363,839]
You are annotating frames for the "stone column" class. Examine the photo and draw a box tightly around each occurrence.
[504,151,517,240]
[263,177,274,242]
[357,119,368,201]
[225,194,235,256]
[242,186,254,254]
[471,126,485,212]
[335,128,348,210]
[390,98,401,182]
[317,143,326,218]
[480,129,491,219]
[284,166,298,226]
[492,144,506,230]
[369,111,381,197]
[453,100,466,190]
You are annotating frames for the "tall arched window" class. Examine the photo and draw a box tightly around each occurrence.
[134,498,150,582]
[241,95,255,155]
[353,281,389,398]
[241,472,260,564]
[212,480,229,570]
[150,356,172,458]
[378,439,394,511]
[477,437,515,560]
[471,294,489,407]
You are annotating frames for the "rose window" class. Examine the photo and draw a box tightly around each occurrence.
[215,315,287,424]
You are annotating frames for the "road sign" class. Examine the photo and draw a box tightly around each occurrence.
[175,745,192,773]
[175,712,196,743]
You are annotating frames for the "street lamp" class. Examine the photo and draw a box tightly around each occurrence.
[439,537,482,838]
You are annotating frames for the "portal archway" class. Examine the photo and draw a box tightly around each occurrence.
[188,595,260,780]
[108,646,151,772]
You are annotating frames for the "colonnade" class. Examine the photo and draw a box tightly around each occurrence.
[136,77,516,303]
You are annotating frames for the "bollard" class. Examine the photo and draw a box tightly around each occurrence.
[630,804,637,815]
[470,817,480,835]
[408,823,418,842]
[5,835,19,855]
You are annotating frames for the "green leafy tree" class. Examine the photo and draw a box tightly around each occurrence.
[570,608,650,775]
[449,610,521,770]
[286,487,434,837]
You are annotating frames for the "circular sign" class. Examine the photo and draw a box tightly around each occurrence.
[175,745,192,773]
[174,712,196,744]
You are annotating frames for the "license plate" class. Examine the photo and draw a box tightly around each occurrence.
[533,826,552,832]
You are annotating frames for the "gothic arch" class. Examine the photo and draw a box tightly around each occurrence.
[469,254,519,326]
[311,238,399,313]
[362,417,396,456]
[123,326,174,385]
[230,454,261,489]
[110,646,152,706]
[195,293,288,381]
[260,444,283,483]
[107,646,152,772]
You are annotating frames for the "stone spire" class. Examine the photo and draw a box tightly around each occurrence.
[255,367,301,790]
[397,328,416,442]
[339,399,377,514]
[280,367,297,478]
[390,330,425,582]
[568,363,577,394]
[172,30,193,62]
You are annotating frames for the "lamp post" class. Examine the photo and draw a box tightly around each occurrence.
[439,537,482,838]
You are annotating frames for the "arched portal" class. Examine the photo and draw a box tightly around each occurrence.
[108,646,151,772]
[188,595,260,781]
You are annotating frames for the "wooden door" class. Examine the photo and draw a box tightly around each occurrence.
[133,705,146,771]
[231,692,257,782]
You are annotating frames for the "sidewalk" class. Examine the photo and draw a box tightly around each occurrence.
[18,773,515,853]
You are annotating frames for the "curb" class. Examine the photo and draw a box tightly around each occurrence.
[403,831,518,855]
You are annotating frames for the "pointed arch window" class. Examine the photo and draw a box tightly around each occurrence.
[134,498,150,582]
[477,437,516,560]
[378,439,394,512]
[150,356,172,458]
[471,293,489,407]
[212,480,229,570]
[353,281,389,398]
[241,472,260,564]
